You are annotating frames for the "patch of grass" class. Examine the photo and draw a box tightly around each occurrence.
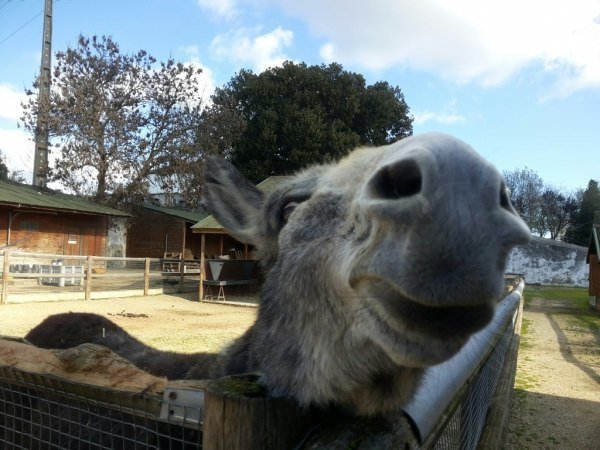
[523,285,589,309]
[515,372,538,390]
[515,317,539,390]
[519,317,534,349]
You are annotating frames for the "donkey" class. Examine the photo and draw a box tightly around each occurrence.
[27,132,530,417]
[202,132,531,415]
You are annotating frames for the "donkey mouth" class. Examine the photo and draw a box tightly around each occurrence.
[379,291,495,340]
[357,277,496,342]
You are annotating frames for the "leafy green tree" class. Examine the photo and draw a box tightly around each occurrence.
[204,61,413,182]
[0,154,7,181]
[20,35,205,206]
[564,180,600,246]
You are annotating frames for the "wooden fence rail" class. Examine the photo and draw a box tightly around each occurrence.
[0,250,201,304]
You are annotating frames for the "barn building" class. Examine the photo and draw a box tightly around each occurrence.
[126,204,208,264]
[587,212,600,311]
[0,180,129,256]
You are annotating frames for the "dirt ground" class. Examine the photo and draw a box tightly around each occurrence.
[506,293,600,449]
[0,293,257,354]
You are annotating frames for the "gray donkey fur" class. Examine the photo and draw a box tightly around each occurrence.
[203,132,531,415]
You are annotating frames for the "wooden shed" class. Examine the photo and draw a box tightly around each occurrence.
[126,204,208,261]
[587,214,600,311]
[191,176,288,299]
[0,180,129,256]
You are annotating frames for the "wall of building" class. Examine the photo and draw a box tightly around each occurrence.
[1,207,108,256]
[506,236,589,287]
[126,207,202,259]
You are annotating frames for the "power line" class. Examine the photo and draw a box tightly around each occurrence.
[0,10,43,46]
[0,0,12,12]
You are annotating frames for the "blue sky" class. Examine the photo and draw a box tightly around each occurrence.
[0,0,598,192]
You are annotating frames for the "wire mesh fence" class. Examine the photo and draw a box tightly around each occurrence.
[0,365,202,450]
[0,251,201,303]
[419,282,522,449]
[429,323,512,449]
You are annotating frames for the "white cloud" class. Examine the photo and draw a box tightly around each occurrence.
[0,127,34,178]
[413,100,466,125]
[178,46,218,103]
[0,83,26,122]
[280,0,600,96]
[196,0,238,18]
[413,111,465,126]
[210,26,294,72]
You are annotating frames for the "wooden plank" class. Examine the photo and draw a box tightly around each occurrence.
[199,234,205,300]
[0,339,167,396]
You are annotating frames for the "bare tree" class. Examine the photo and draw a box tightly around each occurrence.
[504,167,580,239]
[504,167,544,235]
[20,35,206,206]
[539,187,577,240]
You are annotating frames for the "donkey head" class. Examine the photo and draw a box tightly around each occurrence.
[203,132,530,413]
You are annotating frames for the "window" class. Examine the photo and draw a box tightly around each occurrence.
[20,220,39,232]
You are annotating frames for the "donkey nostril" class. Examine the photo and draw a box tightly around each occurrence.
[370,158,422,199]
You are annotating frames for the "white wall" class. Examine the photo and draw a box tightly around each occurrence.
[507,236,589,287]
[107,217,127,258]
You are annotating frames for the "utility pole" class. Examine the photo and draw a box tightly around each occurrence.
[32,0,52,187]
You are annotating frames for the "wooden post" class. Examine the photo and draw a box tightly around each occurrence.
[144,257,150,296]
[178,220,186,292]
[85,255,93,300]
[1,250,9,304]
[202,374,317,450]
[199,234,205,301]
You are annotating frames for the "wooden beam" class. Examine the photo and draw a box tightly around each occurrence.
[199,234,205,301]
[179,221,185,291]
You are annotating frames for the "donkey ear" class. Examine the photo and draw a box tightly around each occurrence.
[202,157,264,245]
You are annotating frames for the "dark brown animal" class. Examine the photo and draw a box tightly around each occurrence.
[26,312,216,380]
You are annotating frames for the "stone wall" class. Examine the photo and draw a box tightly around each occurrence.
[507,236,589,287]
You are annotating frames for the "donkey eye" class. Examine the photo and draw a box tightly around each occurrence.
[281,201,300,224]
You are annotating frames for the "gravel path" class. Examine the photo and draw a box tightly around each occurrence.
[506,298,600,449]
